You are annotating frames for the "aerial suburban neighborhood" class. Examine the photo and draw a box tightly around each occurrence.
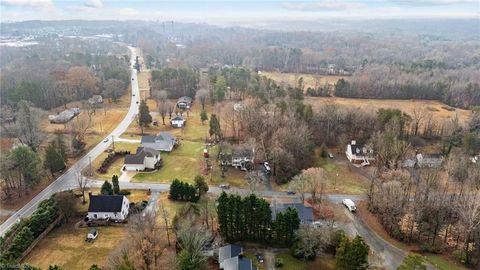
[0,2,479,270]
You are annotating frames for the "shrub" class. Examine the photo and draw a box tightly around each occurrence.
[452,249,467,265]
[117,190,131,196]
[275,258,284,267]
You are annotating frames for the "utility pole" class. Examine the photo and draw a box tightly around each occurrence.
[88,156,93,177]
[111,135,115,152]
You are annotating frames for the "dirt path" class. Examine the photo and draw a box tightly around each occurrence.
[264,250,275,270]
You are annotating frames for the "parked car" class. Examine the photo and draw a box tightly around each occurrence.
[286,191,296,195]
[342,198,356,212]
[328,152,334,159]
[103,138,109,143]
[219,183,230,189]
[86,229,98,242]
[256,254,264,263]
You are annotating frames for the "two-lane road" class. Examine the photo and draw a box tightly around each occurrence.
[0,46,141,237]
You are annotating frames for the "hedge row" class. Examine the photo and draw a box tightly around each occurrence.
[97,151,130,174]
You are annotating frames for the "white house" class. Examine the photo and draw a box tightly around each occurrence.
[141,132,176,152]
[171,115,186,128]
[345,140,374,165]
[220,146,255,171]
[124,147,161,171]
[87,194,129,221]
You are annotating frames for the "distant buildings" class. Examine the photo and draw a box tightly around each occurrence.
[416,153,444,168]
[48,108,80,124]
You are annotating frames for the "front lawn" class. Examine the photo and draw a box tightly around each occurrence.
[92,142,139,180]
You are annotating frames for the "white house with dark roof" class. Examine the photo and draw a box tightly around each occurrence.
[87,194,129,221]
[219,146,255,171]
[171,115,186,128]
[345,140,374,165]
[141,132,176,152]
[123,147,161,171]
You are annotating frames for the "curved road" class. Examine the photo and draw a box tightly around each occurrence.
[0,46,141,237]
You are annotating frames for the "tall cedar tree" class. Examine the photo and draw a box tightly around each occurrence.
[138,100,152,134]
[169,179,198,202]
[200,110,208,124]
[194,175,209,197]
[209,114,222,141]
[112,175,120,194]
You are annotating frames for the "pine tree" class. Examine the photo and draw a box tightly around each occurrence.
[101,181,113,195]
[200,110,208,125]
[209,114,222,141]
[55,134,68,163]
[44,141,66,176]
[138,100,152,134]
[112,175,120,194]
[336,235,370,270]
[194,175,209,198]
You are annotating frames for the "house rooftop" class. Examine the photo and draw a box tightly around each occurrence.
[171,115,185,121]
[88,195,124,213]
[223,256,257,270]
[219,244,243,266]
[271,203,314,224]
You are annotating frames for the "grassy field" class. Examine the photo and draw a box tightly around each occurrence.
[261,71,344,91]
[23,189,151,269]
[91,142,139,180]
[425,255,467,270]
[305,96,472,125]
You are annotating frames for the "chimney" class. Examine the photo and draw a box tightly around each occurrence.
[351,140,356,145]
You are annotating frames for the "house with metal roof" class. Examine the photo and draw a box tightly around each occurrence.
[124,147,161,171]
[141,132,176,152]
[271,203,314,224]
[48,108,80,124]
[87,194,129,221]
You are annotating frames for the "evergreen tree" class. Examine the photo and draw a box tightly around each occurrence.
[138,100,152,134]
[112,175,120,194]
[101,181,113,195]
[54,134,68,162]
[200,110,208,124]
[214,75,227,102]
[336,235,370,270]
[209,114,222,141]
[194,175,209,198]
[44,141,66,176]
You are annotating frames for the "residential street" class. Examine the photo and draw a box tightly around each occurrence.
[0,46,141,237]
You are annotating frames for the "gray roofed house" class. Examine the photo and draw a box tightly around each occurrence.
[177,96,192,109]
[223,255,257,270]
[171,115,186,128]
[124,147,161,171]
[219,145,255,171]
[141,132,176,152]
[271,203,314,224]
[48,108,80,124]
[219,244,243,269]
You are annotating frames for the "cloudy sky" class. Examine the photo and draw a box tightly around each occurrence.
[1,0,479,23]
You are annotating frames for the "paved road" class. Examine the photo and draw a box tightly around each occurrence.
[0,46,141,237]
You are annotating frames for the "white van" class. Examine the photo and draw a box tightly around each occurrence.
[342,199,356,212]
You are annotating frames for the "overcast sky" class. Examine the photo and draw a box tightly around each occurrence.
[1,0,479,23]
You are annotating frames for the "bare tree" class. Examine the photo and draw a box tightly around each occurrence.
[159,200,171,246]
[245,170,264,193]
[195,89,209,110]
[456,190,480,265]
[76,170,89,204]
[289,173,308,203]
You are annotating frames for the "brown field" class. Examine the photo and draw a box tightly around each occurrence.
[261,71,344,90]
[305,96,472,125]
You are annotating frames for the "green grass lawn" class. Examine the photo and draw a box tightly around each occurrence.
[275,253,307,270]
[425,255,467,270]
